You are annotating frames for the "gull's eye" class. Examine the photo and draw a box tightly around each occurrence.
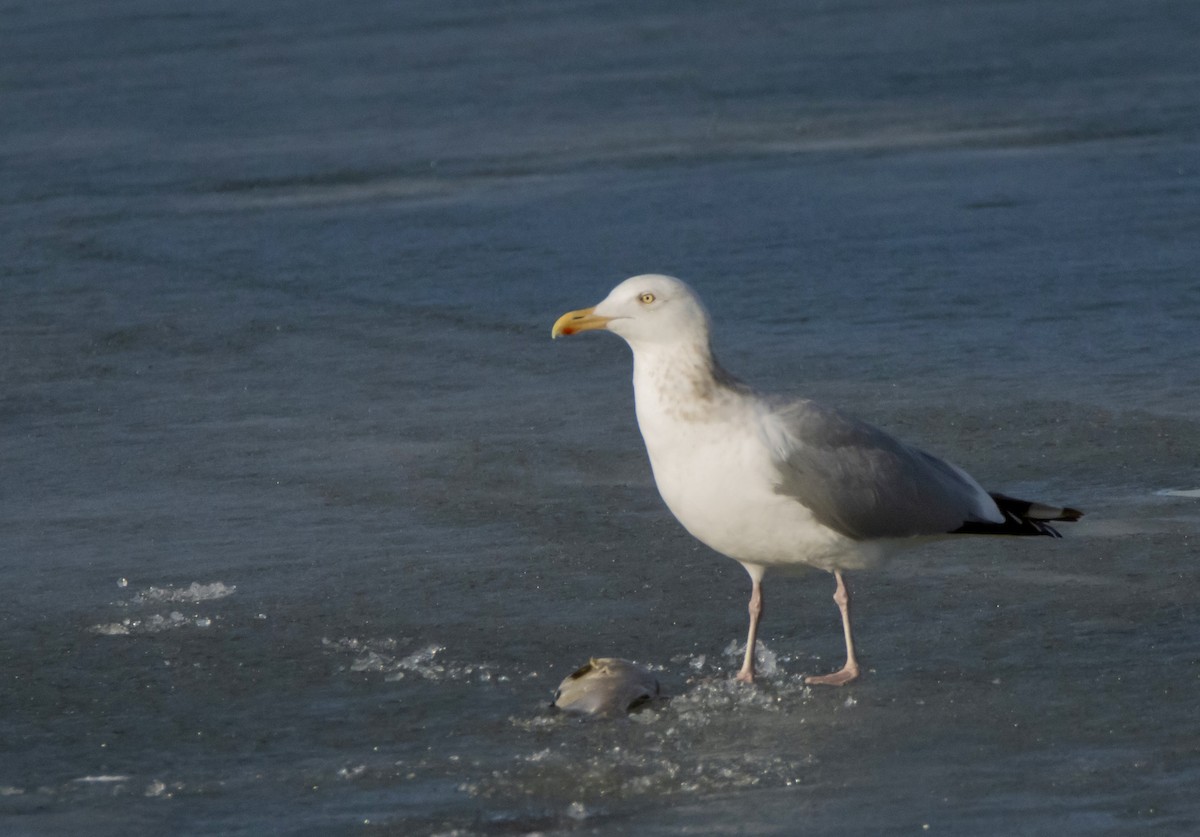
[639,292,656,304]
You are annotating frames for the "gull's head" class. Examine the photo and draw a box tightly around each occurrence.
[551,274,711,349]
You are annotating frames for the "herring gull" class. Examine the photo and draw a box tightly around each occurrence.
[552,274,1082,686]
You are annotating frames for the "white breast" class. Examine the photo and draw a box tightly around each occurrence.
[632,356,878,572]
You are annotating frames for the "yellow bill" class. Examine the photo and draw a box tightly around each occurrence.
[552,306,611,339]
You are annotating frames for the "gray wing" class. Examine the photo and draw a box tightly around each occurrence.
[771,399,1001,540]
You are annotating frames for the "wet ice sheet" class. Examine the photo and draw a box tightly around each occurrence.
[3,0,1200,834]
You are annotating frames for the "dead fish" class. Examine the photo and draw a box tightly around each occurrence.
[551,657,661,718]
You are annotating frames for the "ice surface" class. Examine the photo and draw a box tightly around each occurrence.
[3,0,1199,833]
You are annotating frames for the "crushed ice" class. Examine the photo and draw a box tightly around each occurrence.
[474,642,820,802]
[90,580,236,636]
[323,637,502,684]
[722,638,780,677]
[134,581,237,603]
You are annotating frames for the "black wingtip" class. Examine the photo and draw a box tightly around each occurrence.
[952,493,1083,538]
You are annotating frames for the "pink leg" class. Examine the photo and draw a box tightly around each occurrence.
[735,574,763,683]
[805,570,861,687]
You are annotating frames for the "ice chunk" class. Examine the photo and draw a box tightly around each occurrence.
[134,581,237,603]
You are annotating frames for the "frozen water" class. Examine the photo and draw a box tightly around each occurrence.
[2,0,1200,834]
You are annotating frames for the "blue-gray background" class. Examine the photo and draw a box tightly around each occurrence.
[2,1,1198,834]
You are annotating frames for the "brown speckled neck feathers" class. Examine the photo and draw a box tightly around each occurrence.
[642,347,748,422]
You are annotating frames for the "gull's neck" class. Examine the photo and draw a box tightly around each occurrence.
[629,338,747,426]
